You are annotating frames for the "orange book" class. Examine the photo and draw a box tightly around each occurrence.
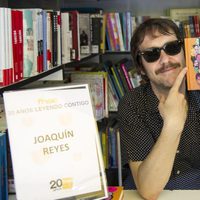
[106,186,124,200]
[184,37,200,90]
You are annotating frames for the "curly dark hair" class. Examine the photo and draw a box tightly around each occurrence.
[130,18,184,81]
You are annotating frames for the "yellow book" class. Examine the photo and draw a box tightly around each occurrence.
[100,14,107,53]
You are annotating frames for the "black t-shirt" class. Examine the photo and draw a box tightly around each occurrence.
[118,82,200,189]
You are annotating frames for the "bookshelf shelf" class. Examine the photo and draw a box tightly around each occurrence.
[104,51,131,54]
[0,54,100,95]
[0,65,63,94]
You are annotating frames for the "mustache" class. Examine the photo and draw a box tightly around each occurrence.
[155,62,181,75]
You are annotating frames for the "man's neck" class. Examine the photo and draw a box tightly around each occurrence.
[150,81,186,101]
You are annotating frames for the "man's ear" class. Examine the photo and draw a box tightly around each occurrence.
[137,57,145,75]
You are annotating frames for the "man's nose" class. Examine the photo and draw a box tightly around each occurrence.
[159,49,170,64]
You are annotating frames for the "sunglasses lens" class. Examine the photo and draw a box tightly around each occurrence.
[165,41,182,55]
[143,48,160,63]
[140,40,182,63]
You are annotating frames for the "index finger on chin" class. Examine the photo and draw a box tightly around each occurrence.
[171,67,187,92]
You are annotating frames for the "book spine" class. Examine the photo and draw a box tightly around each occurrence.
[100,14,106,53]
[103,62,121,100]
[0,133,8,200]
[7,8,13,85]
[11,10,19,82]
[23,9,35,77]
[38,9,43,73]
[109,13,120,51]
[116,63,130,93]
[56,11,61,65]
[79,13,91,57]
[51,11,58,66]
[114,12,125,51]
[111,66,124,98]
[46,11,52,69]
[188,16,195,37]
[61,12,71,64]
[106,13,117,51]
[69,11,80,61]
[42,10,47,71]
[17,10,24,80]
[120,63,133,90]
[126,12,132,52]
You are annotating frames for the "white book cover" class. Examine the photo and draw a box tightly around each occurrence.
[22,9,34,77]
[7,8,13,82]
[79,13,91,58]
[3,84,108,200]
[4,8,9,71]
[46,11,53,69]
[0,8,6,84]
[31,9,39,75]
[61,12,71,64]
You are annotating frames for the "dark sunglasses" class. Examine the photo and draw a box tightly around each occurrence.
[138,40,183,63]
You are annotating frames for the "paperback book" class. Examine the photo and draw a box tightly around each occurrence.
[106,186,124,200]
[184,37,200,90]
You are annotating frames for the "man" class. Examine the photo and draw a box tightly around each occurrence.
[118,18,200,200]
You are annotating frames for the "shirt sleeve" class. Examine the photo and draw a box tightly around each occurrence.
[118,94,155,162]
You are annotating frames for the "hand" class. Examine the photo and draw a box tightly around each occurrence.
[158,68,188,133]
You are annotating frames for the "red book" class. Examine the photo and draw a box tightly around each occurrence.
[2,68,10,86]
[8,67,13,85]
[11,10,20,82]
[193,15,200,37]
[16,10,23,80]
[69,10,80,61]
[120,62,133,90]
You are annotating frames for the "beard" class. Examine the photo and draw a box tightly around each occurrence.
[150,61,184,92]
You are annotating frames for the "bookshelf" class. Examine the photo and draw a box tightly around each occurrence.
[0,0,198,92]
[0,1,199,199]
[59,0,200,16]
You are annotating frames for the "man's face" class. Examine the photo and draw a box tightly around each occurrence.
[139,31,186,91]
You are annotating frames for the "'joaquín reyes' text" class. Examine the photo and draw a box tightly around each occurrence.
[34,129,74,155]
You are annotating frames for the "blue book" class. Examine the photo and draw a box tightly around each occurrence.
[109,127,117,168]
[103,61,121,100]
[0,132,8,200]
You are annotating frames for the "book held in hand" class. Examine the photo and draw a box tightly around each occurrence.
[3,84,108,200]
[184,37,200,90]
[106,186,124,200]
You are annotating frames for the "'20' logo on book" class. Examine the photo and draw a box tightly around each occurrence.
[50,178,73,191]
